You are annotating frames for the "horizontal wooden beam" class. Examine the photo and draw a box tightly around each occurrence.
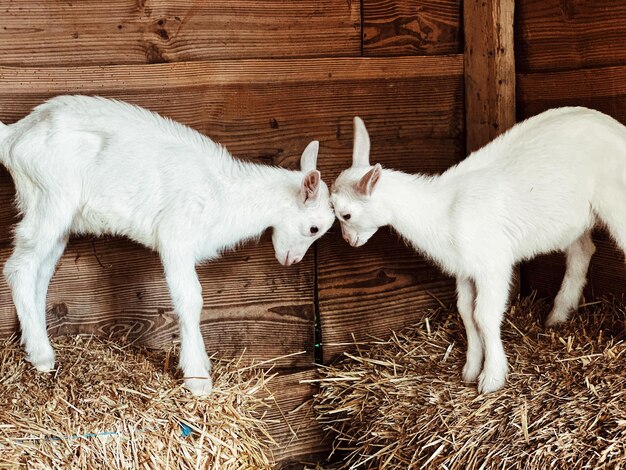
[0,56,464,93]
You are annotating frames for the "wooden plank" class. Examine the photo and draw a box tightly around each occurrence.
[0,57,464,369]
[464,0,516,153]
[319,228,456,363]
[517,65,626,124]
[515,0,626,73]
[363,0,462,56]
[266,369,327,465]
[0,170,14,245]
[0,0,360,66]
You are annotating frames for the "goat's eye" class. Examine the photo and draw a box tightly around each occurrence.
[310,226,319,234]
[343,214,351,221]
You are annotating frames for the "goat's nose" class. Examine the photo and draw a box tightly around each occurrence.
[343,234,351,244]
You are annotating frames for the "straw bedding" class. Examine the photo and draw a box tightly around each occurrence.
[0,335,278,469]
[313,296,626,469]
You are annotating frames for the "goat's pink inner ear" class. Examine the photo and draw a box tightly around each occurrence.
[301,170,321,204]
[356,164,381,196]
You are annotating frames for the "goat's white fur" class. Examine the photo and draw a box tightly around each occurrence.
[0,95,335,396]
[332,108,626,393]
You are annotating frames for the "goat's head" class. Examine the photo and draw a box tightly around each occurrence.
[272,141,335,266]
[331,117,385,247]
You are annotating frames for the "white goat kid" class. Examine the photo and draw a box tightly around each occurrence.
[332,109,626,393]
[0,95,335,396]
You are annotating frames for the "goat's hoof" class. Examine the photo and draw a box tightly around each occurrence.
[477,370,506,394]
[462,362,481,383]
[185,377,213,397]
[545,311,567,328]
[29,351,56,372]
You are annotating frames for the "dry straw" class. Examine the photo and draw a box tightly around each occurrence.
[0,335,280,469]
[313,296,626,469]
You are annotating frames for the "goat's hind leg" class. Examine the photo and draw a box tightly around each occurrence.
[546,231,595,327]
[456,277,483,382]
[4,216,71,371]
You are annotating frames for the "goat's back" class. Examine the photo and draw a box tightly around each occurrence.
[442,107,626,262]
[0,96,230,247]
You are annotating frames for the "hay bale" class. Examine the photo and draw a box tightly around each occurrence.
[313,296,626,469]
[0,335,279,469]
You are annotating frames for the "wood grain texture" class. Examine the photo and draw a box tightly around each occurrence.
[266,369,327,466]
[0,170,15,245]
[517,65,626,123]
[0,0,360,66]
[319,228,457,363]
[515,0,626,73]
[363,0,462,56]
[518,65,626,298]
[0,57,464,368]
[464,0,516,154]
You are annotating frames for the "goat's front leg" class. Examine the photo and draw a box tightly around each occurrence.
[162,253,212,396]
[546,231,595,327]
[456,277,483,382]
[473,268,512,394]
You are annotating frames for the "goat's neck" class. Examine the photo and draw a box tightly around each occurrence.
[378,170,454,262]
[224,160,299,233]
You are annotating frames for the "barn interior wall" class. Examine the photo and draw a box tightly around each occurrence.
[0,1,464,463]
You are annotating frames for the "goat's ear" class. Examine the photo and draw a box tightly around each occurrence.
[301,170,321,206]
[356,163,382,197]
[352,117,371,167]
[300,140,319,173]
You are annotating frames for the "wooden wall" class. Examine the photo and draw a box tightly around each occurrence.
[0,0,466,465]
[516,0,626,298]
[6,0,626,463]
